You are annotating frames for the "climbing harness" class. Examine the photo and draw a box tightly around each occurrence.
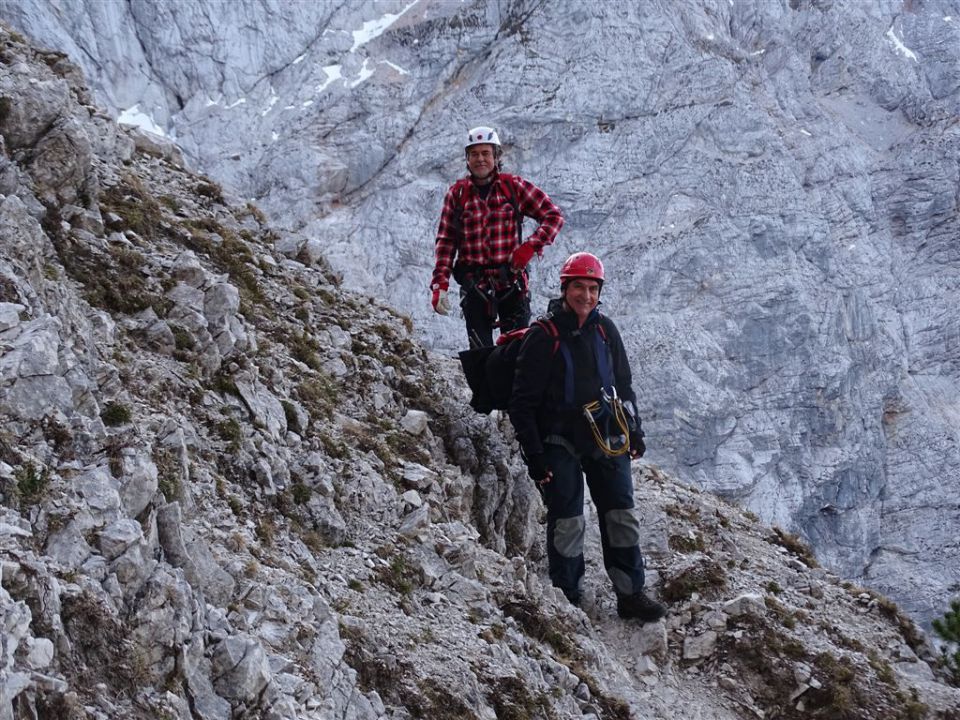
[557,320,634,457]
[582,386,633,457]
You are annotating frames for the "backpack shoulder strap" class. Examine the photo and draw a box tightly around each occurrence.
[534,316,576,405]
[593,316,615,393]
[499,174,524,243]
[532,317,560,355]
[452,178,473,211]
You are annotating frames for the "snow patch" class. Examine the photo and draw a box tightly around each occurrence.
[350,0,419,52]
[205,95,222,108]
[226,97,247,109]
[317,64,343,92]
[272,131,279,142]
[303,100,314,107]
[349,58,375,88]
[944,16,953,22]
[292,53,306,65]
[381,59,410,75]
[800,129,812,137]
[885,25,919,62]
[117,105,166,137]
[262,91,279,117]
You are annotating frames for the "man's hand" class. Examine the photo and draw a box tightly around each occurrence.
[526,453,552,483]
[629,429,646,460]
[431,283,450,315]
[510,242,537,271]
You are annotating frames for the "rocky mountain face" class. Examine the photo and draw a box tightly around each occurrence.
[2,0,957,632]
[2,19,960,720]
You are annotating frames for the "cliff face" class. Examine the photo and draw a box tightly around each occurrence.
[1,19,960,720]
[2,0,960,654]
[14,0,957,632]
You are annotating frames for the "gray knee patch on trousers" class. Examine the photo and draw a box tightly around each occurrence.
[605,508,641,548]
[553,516,585,558]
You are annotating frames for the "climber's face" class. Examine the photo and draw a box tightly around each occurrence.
[467,144,496,182]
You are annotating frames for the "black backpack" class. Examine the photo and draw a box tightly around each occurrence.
[458,319,560,414]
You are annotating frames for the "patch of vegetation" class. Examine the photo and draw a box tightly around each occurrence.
[319,432,350,460]
[241,202,267,225]
[661,558,726,603]
[500,598,580,660]
[386,430,430,464]
[296,375,339,420]
[153,446,181,501]
[668,533,705,553]
[170,324,195,351]
[867,650,896,685]
[565,661,633,720]
[932,598,960,685]
[100,401,131,426]
[45,201,164,315]
[195,180,225,204]
[254,515,276,546]
[15,462,50,504]
[376,551,417,596]
[664,502,701,522]
[180,218,266,309]
[487,675,552,720]
[216,418,242,450]
[100,175,167,241]
[764,595,796,629]
[865,588,927,658]
[59,590,148,698]
[291,482,311,505]
[766,580,782,595]
[41,415,73,458]
[769,526,819,568]
[0,96,11,125]
[158,195,181,213]
[210,367,239,396]
[287,331,323,370]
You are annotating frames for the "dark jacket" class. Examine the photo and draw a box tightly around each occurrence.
[508,299,638,458]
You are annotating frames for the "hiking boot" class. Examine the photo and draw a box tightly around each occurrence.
[563,590,582,608]
[616,591,667,622]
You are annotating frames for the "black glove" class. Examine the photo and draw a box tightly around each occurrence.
[629,429,646,458]
[526,453,551,482]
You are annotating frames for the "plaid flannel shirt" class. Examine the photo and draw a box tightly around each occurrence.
[431,172,564,290]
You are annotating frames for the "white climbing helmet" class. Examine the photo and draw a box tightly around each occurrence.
[465,126,501,149]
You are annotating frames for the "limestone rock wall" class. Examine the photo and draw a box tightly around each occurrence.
[1,22,959,720]
[3,0,957,627]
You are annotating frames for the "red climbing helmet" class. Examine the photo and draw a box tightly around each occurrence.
[560,252,604,285]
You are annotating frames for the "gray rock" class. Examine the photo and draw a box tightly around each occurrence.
[235,373,287,441]
[118,447,159,518]
[0,303,25,332]
[97,518,142,560]
[182,638,232,720]
[156,502,235,605]
[682,630,719,661]
[722,593,765,618]
[400,409,429,435]
[211,635,271,703]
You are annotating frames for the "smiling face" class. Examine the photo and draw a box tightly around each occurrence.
[563,278,601,325]
[466,144,497,182]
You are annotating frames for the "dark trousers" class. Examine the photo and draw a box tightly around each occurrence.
[541,443,645,600]
[460,285,530,349]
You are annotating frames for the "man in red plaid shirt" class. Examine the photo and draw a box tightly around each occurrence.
[431,126,564,348]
